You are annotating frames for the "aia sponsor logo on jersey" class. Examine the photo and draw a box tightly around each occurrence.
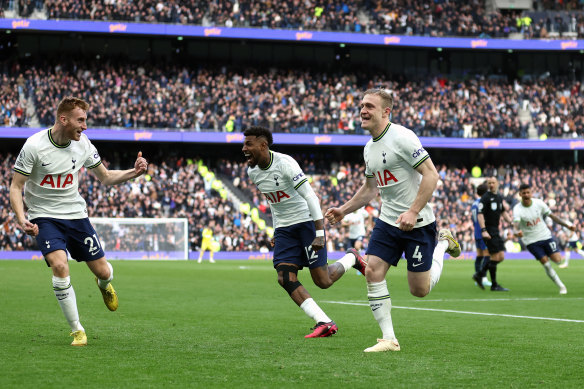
[40,174,74,188]
[526,217,541,227]
[263,191,291,203]
[375,169,398,186]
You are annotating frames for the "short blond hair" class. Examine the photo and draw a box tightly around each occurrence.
[363,88,393,111]
[56,97,89,117]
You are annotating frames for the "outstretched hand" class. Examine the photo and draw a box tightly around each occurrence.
[325,208,344,225]
[134,151,148,176]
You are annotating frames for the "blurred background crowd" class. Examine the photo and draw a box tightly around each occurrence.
[2,59,583,139]
[2,150,583,255]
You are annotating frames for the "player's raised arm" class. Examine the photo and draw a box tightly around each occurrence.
[548,213,575,230]
[91,151,148,185]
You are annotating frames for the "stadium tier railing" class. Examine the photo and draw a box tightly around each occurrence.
[2,128,584,149]
[1,18,583,50]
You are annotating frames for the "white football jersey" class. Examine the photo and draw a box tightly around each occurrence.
[364,122,435,228]
[513,198,552,245]
[344,208,369,238]
[247,151,312,228]
[563,226,578,242]
[13,128,102,220]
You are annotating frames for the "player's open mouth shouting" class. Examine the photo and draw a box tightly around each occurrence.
[243,151,254,166]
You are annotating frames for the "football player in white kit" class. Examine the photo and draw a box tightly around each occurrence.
[10,97,148,346]
[560,222,584,268]
[325,88,461,352]
[342,207,371,253]
[242,126,367,338]
[512,183,570,294]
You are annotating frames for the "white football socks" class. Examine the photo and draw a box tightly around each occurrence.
[336,252,357,273]
[429,240,448,291]
[300,298,332,324]
[97,261,114,290]
[53,276,84,332]
[367,280,396,340]
[543,261,565,288]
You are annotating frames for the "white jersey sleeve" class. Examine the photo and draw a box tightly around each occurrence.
[394,128,430,169]
[13,140,37,176]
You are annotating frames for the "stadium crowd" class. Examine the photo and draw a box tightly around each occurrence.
[2,150,583,256]
[5,59,584,138]
[4,0,584,39]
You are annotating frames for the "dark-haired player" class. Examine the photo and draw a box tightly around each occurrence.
[242,126,367,338]
[512,183,569,294]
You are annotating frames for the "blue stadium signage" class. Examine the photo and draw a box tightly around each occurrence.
[1,18,583,51]
[2,128,584,149]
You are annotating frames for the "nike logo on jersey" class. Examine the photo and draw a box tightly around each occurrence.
[412,262,424,267]
[42,162,51,166]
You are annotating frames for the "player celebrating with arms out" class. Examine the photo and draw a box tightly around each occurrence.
[325,88,461,352]
[242,126,366,338]
[512,183,569,294]
[10,97,148,346]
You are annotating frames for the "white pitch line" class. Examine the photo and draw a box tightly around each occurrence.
[323,301,584,323]
[389,297,584,303]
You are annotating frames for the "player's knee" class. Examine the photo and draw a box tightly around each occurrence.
[276,264,301,295]
[313,278,333,289]
[410,285,430,298]
[51,262,69,276]
[364,265,376,280]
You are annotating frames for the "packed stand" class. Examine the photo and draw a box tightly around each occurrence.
[0,151,272,253]
[0,69,32,127]
[524,79,584,138]
[14,60,580,138]
[4,149,584,256]
[7,0,584,39]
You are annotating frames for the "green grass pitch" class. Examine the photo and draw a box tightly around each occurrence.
[1,259,583,388]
